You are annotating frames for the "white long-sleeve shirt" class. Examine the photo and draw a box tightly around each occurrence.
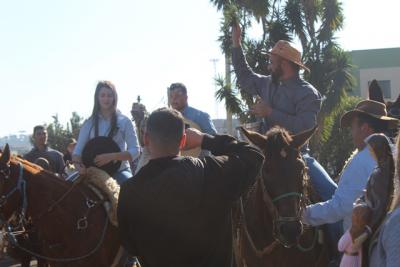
[73,112,140,172]
[302,145,376,231]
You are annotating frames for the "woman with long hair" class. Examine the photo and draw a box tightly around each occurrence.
[368,135,400,266]
[72,81,139,184]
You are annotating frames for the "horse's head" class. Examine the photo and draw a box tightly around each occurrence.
[386,94,400,120]
[368,79,400,121]
[0,144,20,221]
[240,126,316,248]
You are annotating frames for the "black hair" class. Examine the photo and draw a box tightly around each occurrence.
[169,83,187,95]
[146,108,184,151]
[33,125,46,135]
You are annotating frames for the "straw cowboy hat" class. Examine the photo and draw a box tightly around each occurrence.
[266,40,310,73]
[81,136,121,176]
[340,100,399,129]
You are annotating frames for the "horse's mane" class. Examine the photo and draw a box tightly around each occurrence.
[10,156,58,178]
[392,136,400,210]
[11,156,43,175]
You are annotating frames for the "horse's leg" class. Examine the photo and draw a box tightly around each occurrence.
[37,259,49,267]
[20,257,32,267]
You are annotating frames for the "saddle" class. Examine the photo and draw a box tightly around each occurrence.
[78,167,120,227]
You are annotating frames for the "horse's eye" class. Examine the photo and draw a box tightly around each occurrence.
[280,149,287,158]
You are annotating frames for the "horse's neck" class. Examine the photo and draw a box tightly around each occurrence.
[23,170,70,218]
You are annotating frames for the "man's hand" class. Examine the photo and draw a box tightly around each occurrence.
[250,97,272,117]
[183,128,204,150]
[232,23,242,48]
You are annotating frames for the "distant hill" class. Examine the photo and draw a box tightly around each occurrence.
[0,134,32,156]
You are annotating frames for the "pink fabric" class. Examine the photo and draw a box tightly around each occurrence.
[338,230,362,267]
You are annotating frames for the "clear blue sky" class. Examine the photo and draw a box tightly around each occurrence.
[0,0,399,137]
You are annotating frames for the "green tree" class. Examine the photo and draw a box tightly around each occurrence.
[318,96,361,178]
[46,112,84,153]
[210,0,355,156]
[211,0,353,120]
[69,111,84,139]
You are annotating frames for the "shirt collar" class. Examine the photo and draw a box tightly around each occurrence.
[33,145,49,152]
[280,75,301,87]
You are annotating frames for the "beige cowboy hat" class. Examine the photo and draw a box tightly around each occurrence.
[266,40,310,73]
[340,100,399,129]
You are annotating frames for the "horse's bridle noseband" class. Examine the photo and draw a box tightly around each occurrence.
[258,173,305,247]
[0,163,28,216]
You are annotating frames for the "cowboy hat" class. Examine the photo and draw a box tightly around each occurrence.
[340,100,399,129]
[81,136,121,176]
[266,40,310,73]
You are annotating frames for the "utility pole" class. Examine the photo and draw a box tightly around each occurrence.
[225,54,233,135]
[210,58,219,118]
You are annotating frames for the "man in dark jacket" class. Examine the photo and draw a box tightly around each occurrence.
[117,108,264,267]
[24,125,65,175]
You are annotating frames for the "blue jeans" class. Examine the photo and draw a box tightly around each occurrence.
[113,167,133,185]
[303,153,337,201]
[303,153,343,253]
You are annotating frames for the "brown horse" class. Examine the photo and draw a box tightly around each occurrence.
[232,126,329,267]
[0,144,124,267]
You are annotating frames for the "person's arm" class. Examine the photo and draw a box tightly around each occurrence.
[268,92,321,134]
[200,133,264,202]
[302,152,374,226]
[231,24,269,97]
[123,117,140,161]
[382,212,400,267]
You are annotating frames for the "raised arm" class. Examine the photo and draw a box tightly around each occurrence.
[185,128,264,202]
[231,23,269,97]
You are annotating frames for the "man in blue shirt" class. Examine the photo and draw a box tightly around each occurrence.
[302,100,399,264]
[168,83,217,135]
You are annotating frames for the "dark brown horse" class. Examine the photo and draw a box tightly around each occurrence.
[232,126,329,267]
[0,144,124,267]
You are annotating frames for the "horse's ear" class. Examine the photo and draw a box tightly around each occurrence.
[0,144,11,164]
[368,79,385,104]
[239,127,267,150]
[291,126,317,150]
[393,93,400,106]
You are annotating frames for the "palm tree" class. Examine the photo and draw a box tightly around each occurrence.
[210,1,352,112]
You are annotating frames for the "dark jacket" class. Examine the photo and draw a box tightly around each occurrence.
[24,146,65,175]
[117,134,264,267]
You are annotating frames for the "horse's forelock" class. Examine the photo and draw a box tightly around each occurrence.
[265,127,293,153]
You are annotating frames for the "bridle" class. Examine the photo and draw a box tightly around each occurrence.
[234,153,318,260]
[0,160,110,263]
[259,168,307,248]
[0,163,28,222]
